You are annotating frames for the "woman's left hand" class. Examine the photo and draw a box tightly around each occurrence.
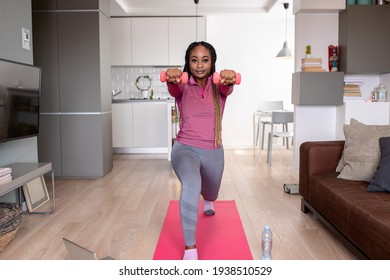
[219,69,237,86]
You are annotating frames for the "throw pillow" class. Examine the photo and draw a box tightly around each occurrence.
[337,119,390,182]
[367,137,390,192]
[336,118,360,172]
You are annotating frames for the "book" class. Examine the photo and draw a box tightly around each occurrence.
[344,78,363,86]
[301,68,326,72]
[0,167,11,177]
[302,60,322,64]
[344,83,362,97]
[301,65,323,70]
[0,173,12,185]
[344,92,362,97]
[343,96,364,102]
[301,63,322,67]
[301,57,325,72]
[302,58,322,63]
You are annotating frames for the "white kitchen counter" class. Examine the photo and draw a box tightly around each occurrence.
[112,98,173,103]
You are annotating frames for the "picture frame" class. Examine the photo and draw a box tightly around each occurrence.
[22,176,50,212]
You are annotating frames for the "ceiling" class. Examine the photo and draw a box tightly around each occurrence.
[110,0,291,17]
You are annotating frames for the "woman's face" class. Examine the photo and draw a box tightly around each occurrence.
[189,45,212,81]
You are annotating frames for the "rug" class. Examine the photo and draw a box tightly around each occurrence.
[153,200,253,260]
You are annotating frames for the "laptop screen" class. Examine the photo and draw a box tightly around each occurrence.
[63,238,98,260]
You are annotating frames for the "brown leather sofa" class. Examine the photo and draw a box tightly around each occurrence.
[299,141,390,259]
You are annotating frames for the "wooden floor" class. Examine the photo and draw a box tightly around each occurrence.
[0,148,358,260]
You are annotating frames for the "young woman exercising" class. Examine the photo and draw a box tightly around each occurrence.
[164,41,239,260]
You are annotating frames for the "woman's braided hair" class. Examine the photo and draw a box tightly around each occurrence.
[183,41,222,147]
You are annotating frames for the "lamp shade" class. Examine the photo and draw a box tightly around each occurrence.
[276,41,292,58]
[276,2,293,59]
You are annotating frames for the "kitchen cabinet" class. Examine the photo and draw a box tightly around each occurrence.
[133,102,167,147]
[112,101,168,152]
[110,17,132,65]
[111,17,206,66]
[112,103,133,147]
[132,18,169,66]
[339,5,390,74]
[169,17,206,65]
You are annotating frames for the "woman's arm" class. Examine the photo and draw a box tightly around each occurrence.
[218,83,234,96]
[165,68,184,98]
[218,69,236,96]
[167,82,183,98]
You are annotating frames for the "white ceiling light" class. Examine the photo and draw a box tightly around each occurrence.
[115,0,130,13]
[276,3,292,59]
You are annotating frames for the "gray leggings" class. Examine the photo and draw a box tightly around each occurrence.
[171,141,224,246]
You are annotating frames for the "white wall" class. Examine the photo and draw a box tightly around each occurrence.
[294,13,338,72]
[206,7,295,149]
[292,12,340,171]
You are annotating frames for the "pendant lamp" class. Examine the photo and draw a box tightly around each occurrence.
[276,3,292,58]
[194,0,199,41]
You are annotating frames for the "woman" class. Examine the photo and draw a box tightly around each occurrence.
[165,41,238,260]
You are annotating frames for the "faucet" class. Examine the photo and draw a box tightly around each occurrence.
[112,89,121,97]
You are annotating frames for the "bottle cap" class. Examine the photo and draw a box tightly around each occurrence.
[264,224,270,230]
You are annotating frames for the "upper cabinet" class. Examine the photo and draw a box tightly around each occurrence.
[111,17,132,65]
[132,17,169,66]
[339,5,390,74]
[168,17,206,66]
[110,17,206,66]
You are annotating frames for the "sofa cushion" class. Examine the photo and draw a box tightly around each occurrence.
[309,172,390,259]
[348,190,390,259]
[309,172,368,236]
[367,137,390,192]
[337,119,390,182]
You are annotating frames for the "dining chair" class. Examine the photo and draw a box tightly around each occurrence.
[257,101,284,149]
[266,111,294,166]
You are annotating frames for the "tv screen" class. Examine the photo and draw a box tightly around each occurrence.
[0,58,41,143]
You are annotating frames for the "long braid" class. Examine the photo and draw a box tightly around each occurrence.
[213,83,222,147]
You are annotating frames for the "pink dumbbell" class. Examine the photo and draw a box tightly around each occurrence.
[160,71,188,84]
[212,72,241,85]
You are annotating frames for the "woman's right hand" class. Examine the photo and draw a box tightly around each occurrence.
[165,68,183,84]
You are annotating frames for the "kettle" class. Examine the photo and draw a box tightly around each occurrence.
[141,90,149,99]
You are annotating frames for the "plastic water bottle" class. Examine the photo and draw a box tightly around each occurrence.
[261,224,273,260]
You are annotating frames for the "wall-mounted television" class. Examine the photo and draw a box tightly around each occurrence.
[0,58,41,143]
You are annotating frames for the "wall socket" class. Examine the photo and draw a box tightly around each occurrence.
[22,27,30,50]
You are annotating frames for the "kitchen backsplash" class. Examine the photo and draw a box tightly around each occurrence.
[111,66,182,99]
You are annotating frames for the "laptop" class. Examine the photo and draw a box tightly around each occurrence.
[63,237,115,260]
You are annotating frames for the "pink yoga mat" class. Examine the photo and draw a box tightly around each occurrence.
[153,200,253,260]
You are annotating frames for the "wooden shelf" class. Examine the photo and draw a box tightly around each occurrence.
[0,162,55,214]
